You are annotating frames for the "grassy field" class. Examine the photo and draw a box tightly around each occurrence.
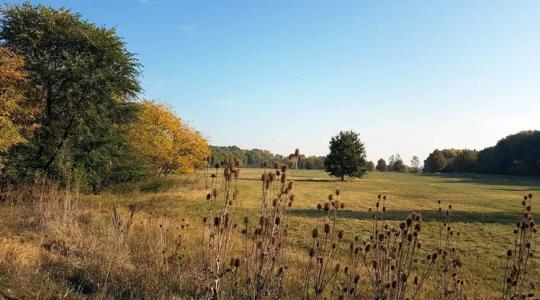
[0,169,538,299]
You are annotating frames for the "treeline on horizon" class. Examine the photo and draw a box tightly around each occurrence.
[424,130,540,176]
[210,146,326,169]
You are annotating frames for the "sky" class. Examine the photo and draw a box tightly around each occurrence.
[6,0,540,163]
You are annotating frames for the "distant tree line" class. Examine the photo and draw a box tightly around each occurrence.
[423,131,540,176]
[374,154,420,173]
[210,146,326,169]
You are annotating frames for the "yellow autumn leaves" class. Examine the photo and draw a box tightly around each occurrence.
[129,101,209,176]
[0,47,31,152]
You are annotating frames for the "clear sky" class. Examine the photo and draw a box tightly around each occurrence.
[7,0,540,163]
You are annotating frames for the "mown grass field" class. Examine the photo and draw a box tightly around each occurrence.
[0,169,538,299]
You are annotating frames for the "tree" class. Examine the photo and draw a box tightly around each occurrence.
[424,150,448,173]
[129,101,209,176]
[366,161,375,172]
[210,146,247,167]
[299,156,325,170]
[376,159,387,172]
[410,156,420,172]
[452,149,478,173]
[477,131,540,176]
[1,3,142,190]
[0,46,33,154]
[324,131,367,181]
[392,159,407,173]
[388,154,406,172]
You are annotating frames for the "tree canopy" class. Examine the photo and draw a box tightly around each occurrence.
[376,159,387,171]
[0,3,144,190]
[424,150,448,173]
[129,101,209,176]
[324,131,368,181]
[0,46,32,155]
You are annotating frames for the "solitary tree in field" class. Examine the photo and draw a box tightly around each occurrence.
[324,131,367,181]
[376,159,387,171]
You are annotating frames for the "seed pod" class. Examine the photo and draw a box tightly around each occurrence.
[324,223,331,234]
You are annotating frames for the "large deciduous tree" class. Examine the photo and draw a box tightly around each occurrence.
[0,3,142,190]
[376,159,387,172]
[424,150,448,173]
[129,101,210,176]
[324,131,367,181]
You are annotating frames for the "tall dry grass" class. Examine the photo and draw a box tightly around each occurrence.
[0,162,536,299]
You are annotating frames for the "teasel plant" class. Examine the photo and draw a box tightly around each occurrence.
[354,195,438,300]
[239,163,295,299]
[502,193,537,300]
[111,203,136,242]
[433,201,466,300]
[199,159,243,299]
[304,189,347,300]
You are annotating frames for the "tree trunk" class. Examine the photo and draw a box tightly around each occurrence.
[341,174,345,181]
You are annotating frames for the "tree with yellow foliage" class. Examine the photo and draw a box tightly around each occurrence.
[129,101,209,176]
[0,46,33,153]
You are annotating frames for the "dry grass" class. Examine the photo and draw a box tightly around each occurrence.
[0,169,537,299]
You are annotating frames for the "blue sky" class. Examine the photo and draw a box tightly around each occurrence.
[7,0,540,163]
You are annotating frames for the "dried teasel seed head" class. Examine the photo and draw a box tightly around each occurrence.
[324,223,331,234]
[309,247,315,257]
[406,218,413,227]
[317,204,322,210]
[328,194,334,201]
[324,202,330,211]
[335,189,341,196]
[338,230,344,239]
[312,228,319,239]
